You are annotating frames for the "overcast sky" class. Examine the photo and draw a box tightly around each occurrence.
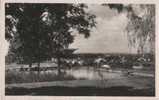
[69,4,135,54]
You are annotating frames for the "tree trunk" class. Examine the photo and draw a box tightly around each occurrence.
[37,61,40,81]
[57,56,61,76]
[37,62,40,71]
[29,60,32,71]
[29,63,32,67]
[138,44,144,54]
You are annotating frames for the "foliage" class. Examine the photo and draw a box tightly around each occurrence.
[5,3,96,64]
[126,5,155,54]
[105,4,155,54]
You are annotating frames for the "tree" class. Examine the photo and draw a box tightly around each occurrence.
[5,3,96,75]
[126,5,155,54]
[104,4,155,54]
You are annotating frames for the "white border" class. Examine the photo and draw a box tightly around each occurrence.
[2,0,159,4]
[0,0,159,100]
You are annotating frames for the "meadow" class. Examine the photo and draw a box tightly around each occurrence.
[5,54,155,96]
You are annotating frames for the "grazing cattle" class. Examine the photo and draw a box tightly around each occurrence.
[63,59,76,69]
[30,67,40,71]
[132,65,143,69]
[77,60,83,66]
[101,64,112,72]
[137,57,146,62]
[72,60,76,66]
[101,64,111,69]
[69,59,83,67]
[94,58,103,68]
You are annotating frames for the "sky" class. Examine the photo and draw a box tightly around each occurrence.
[69,4,134,54]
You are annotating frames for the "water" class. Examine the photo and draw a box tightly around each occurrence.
[65,67,123,80]
[19,66,154,81]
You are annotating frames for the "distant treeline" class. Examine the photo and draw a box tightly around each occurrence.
[71,53,155,68]
[6,53,155,68]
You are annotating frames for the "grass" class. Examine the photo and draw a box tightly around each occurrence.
[5,86,155,96]
[5,70,78,84]
[5,67,155,96]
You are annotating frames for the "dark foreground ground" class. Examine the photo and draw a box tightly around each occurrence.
[6,86,154,96]
[5,74,155,96]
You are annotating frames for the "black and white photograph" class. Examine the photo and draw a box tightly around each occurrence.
[4,2,156,97]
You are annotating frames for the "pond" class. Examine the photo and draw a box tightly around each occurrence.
[65,67,123,80]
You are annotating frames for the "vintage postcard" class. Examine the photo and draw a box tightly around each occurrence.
[0,0,159,100]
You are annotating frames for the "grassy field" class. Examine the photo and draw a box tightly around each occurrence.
[6,86,154,96]
[6,76,155,96]
[5,54,155,96]
[5,66,155,83]
[5,70,83,84]
[5,66,155,96]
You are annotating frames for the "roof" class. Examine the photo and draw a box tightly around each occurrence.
[63,48,77,54]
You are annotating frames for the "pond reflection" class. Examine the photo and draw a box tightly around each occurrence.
[64,67,123,80]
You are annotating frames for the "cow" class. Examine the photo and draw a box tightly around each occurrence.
[132,65,143,69]
[101,64,112,72]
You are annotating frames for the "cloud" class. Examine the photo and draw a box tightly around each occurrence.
[69,5,131,54]
[86,4,118,20]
